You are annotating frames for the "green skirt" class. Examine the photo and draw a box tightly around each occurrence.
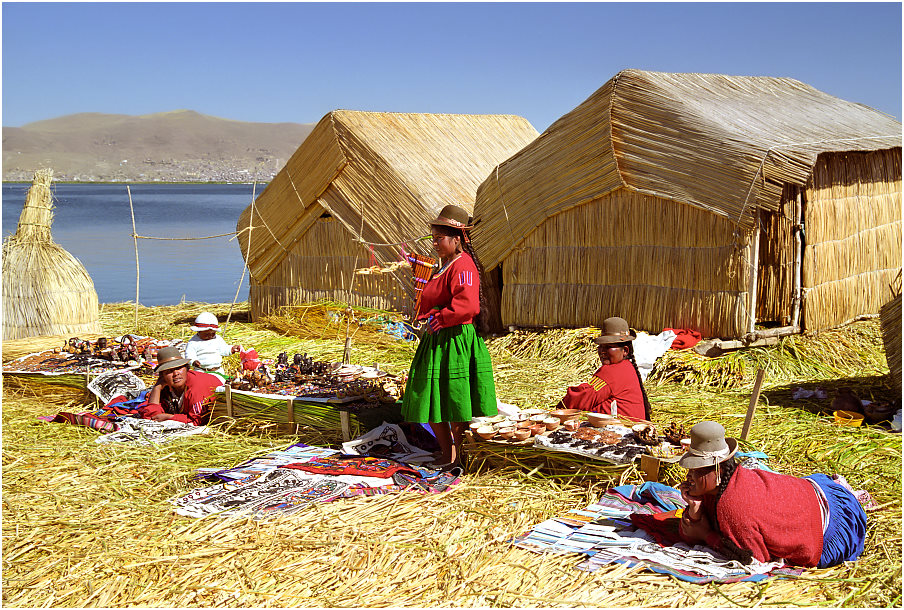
[402,324,498,423]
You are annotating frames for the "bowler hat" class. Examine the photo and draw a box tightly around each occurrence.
[592,317,637,345]
[678,421,738,470]
[154,346,192,374]
[429,205,473,230]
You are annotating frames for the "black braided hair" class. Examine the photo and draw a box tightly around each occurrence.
[435,225,490,338]
[622,343,652,421]
[711,458,755,564]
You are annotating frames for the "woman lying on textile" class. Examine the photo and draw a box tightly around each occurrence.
[139,346,221,426]
[677,421,866,568]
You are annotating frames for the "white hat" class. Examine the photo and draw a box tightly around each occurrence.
[190,312,220,332]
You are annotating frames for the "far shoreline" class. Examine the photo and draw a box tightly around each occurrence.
[2,180,268,186]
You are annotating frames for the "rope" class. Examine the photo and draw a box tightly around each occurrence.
[132,231,237,241]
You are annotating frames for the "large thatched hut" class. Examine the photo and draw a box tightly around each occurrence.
[236,110,539,319]
[2,169,102,340]
[472,70,902,339]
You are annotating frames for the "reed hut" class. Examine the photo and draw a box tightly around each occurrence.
[236,110,539,320]
[2,169,103,341]
[472,70,902,339]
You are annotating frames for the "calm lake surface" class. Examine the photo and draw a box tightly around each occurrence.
[2,183,262,306]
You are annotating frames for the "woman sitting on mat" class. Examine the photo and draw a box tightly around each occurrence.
[558,316,651,421]
[402,204,498,469]
[677,421,867,567]
[139,346,222,426]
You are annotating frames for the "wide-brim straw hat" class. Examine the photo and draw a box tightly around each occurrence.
[429,205,473,231]
[190,311,220,332]
[679,420,739,469]
[592,317,637,345]
[154,346,192,374]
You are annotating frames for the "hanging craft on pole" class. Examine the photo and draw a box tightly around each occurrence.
[406,252,437,315]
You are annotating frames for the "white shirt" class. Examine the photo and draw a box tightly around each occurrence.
[184,334,232,372]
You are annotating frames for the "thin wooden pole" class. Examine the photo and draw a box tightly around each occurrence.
[225,383,233,418]
[791,188,804,329]
[127,186,139,329]
[747,210,761,334]
[741,369,766,441]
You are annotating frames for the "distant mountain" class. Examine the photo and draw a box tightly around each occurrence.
[2,110,315,182]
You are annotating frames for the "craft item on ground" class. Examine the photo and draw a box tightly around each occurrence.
[513,482,802,584]
[662,422,689,445]
[341,422,433,463]
[792,387,828,400]
[861,399,897,424]
[631,423,659,445]
[87,369,146,404]
[250,477,351,520]
[95,417,209,445]
[340,465,463,497]
[3,350,139,375]
[533,423,647,464]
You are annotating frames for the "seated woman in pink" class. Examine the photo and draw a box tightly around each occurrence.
[139,346,222,426]
[558,317,651,422]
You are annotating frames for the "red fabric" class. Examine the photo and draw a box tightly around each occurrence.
[417,252,480,329]
[560,359,646,421]
[664,328,703,350]
[630,510,683,545]
[692,467,823,566]
[241,349,261,371]
[138,370,222,426]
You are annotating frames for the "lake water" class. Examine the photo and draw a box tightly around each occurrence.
[2,183,261,306]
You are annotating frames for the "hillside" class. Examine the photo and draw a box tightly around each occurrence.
[2,110,315,182]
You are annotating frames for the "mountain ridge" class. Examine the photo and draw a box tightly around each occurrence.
[3,110,315,182]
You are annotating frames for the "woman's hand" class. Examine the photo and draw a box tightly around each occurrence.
[427,315,443,334]
[150,413,174,422]
[231,344,241,354]
[678,480,705,521]
[679,509,714,542]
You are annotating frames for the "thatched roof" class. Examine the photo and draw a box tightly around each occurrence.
[237,110,539,282]
[473,69,902,270]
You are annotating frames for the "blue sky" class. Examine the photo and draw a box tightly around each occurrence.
[2,2,901,131]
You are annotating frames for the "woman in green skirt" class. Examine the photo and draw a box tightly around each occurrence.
[403,204,498,468]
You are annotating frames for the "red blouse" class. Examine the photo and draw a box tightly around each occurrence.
[418,252,480,329]
[138,370,222,426]
[560,359,646,421]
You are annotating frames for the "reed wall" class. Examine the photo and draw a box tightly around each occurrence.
[499,188,751,337]
[249,214,426,319]
[880,292,901,392]
[802,150,902,331]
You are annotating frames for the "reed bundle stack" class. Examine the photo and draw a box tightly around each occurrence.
[235,111,539,321]
[1,169,102,340]
[472,70,902,338]
[879,284,901,392]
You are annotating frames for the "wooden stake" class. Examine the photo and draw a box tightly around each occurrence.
[741,369,766,441]
[287,397,295,424]
[225,383,233,418]
[127,186,139,329]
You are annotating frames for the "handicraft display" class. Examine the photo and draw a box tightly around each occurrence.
[4,335,176,375]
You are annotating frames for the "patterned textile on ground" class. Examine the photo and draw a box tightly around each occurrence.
[512,481,803,584]
[95,416,209,445]
[280,455,420,478]
[340,421,433,463]
[339,465,462,497]
[194,443,340,482]
[37,411,119,432]
[171,469,350,519]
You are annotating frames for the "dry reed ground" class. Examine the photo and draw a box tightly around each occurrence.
[2,302,901,607]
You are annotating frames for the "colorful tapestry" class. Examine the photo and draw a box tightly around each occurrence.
[250,478,350,520]
[512,482,803,584]
[340,467,463,497]
[281,455,419,478]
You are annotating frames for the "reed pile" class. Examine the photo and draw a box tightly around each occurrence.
[2,301,899,607]
[1,169,102,341]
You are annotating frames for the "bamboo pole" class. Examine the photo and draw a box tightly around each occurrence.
[127,186,139,329]
[747,210,761,333]
[225,383,233,418]
[791,188,804,329]
[741,369,766,441]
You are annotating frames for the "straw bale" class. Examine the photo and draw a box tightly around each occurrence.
[237,111,539,318]
[473,69,902,273]
[497,187,751,337]
[2,169,102,341]
[802,151,902,331]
